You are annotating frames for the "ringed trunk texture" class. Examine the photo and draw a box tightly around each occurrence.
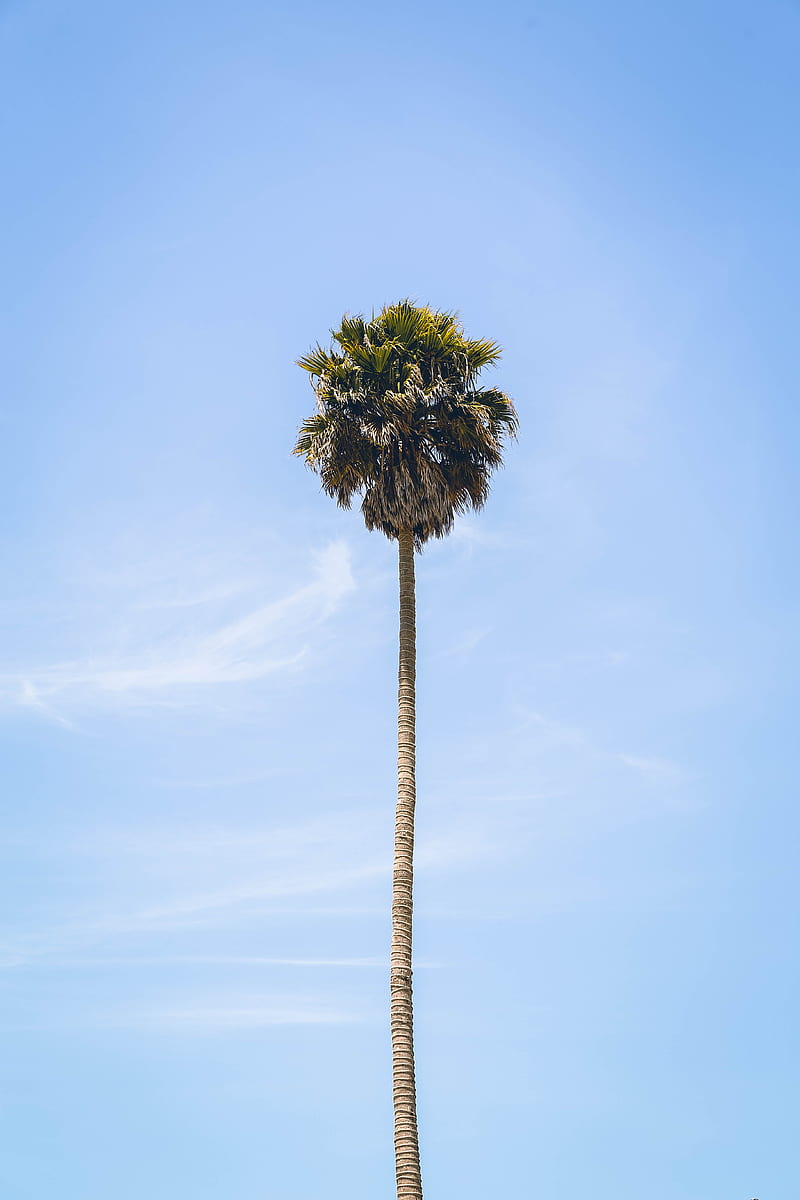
[391,529,423,1199]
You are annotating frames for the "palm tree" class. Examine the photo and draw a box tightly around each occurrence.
[294,301,517,1199]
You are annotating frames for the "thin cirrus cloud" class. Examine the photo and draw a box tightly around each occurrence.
[0,956,396,971]
[618,753,684,780]
[0,541,355,718]
[0,999,363,1034]
[111,818,486,932]
[120,827,487,931]
[0,807,496,976]
[126,1003,362,1031]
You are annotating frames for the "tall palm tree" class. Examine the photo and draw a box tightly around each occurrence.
[294,301,517,1199]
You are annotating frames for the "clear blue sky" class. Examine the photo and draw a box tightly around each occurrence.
[1,1,797,1197]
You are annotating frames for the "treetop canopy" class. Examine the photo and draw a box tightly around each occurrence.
[294,300,517,548]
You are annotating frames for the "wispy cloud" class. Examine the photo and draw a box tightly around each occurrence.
[511,707,587,749]
[0,541,355,717]
[0,998,362,1034]
[126,1002,360,1031]
[0,806,491,971]
[0,955,441,972]
[618,753,684,781]
[16,679,77,729]
[75,816,487,935]
[508,708,688,790]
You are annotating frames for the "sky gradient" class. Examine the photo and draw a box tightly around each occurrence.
[1,1,798,1197]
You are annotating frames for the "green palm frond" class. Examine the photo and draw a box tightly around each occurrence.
[336,314,367,348]
[464,338,503,371]
[377,300,428,347]
[297,345,342,376]
[370,343,394,374]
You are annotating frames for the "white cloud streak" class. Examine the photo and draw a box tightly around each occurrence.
[0,955,441,972]
[130,1003,360,1030]
[75,821,486,937]
[0,999,362,1034]
[618,754,684,780]
[0,805,492,975]
[0,541,355,716]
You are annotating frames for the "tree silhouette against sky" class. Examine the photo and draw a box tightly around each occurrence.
[295,301,517,1198]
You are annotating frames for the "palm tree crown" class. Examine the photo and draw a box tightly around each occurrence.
[294,301,517,548]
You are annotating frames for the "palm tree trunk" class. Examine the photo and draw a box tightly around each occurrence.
[391,528,423,1199]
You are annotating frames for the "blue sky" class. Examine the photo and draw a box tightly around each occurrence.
[1,0,798,1196]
